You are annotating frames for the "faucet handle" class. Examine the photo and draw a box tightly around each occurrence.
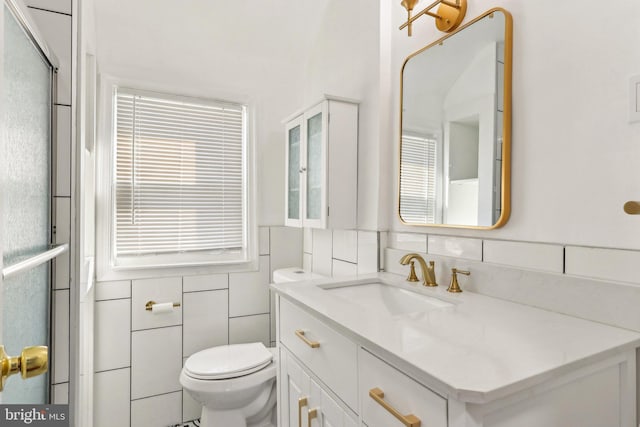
[406,261,419,282]
[447,268,470,293]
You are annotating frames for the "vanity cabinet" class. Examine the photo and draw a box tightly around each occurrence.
[276,292,638,427]
[278,297,445,427]
[284,97,358,229]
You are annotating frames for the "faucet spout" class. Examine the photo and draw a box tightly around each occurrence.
[425,260,437,286]
[399,253,438,287]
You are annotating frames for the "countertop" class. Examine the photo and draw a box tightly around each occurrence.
[271,272,640,404]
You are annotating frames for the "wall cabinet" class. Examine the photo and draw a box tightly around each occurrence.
[276,296,637,427]
[284,98,358,229]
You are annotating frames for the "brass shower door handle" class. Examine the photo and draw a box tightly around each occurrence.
[0,345,48,391]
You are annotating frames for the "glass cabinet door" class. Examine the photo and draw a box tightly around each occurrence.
[285,117,303,226]
[303,102,327,228]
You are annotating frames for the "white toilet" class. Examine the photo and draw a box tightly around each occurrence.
[180,268,321,427]
[272,267,323,283]
[180,342,277,427]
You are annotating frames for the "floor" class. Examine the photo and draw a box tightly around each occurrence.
[170,420,200,427]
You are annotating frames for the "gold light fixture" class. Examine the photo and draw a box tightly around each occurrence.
[400,0,467,36]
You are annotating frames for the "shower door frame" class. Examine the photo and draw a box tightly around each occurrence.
[0,0,60,403]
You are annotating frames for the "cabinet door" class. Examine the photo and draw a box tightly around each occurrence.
[281,350,312,427]
[285,116,304,227]
[303,102,328,229]
[308,379,357,427]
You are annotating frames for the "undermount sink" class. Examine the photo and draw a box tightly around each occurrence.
[322,282,452,317]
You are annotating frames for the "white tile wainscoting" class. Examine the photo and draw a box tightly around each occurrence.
[92,226,301,427]
[94,227,640,426]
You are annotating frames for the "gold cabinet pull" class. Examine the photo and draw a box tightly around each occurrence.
[624,201,640,214]
[369,387,421,427]
[0,345,48,391]
[308,408,318,426]
[295,329,320,348]
[298,397,308,427]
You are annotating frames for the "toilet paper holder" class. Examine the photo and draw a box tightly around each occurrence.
[145,300,181,311]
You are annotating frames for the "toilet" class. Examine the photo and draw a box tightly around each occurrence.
[180,268,321,427]
[180,342,277,427]
[272,267,324,283]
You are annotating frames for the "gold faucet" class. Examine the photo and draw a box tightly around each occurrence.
[447,268,470,293]
[399,253,438,287]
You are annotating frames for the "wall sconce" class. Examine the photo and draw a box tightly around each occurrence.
[400,0,467,36]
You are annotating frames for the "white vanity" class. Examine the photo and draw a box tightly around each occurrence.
[272,273,640,427]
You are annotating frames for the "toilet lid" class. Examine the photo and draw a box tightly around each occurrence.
[184,343,273,380]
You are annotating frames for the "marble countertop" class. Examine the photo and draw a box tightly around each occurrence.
[271,272,640,404]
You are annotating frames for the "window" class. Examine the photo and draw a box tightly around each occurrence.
[111,88,250,269]
[400,133,438,224]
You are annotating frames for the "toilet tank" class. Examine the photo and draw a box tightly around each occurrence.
[272,267,324,283]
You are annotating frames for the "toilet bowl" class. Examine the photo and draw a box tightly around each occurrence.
[180,342,277,427]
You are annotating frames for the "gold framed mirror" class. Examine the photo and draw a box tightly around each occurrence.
[399,8,512,229]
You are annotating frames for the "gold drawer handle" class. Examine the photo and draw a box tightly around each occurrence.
[295,329,320,348]
[369,387,421,427]
[308,408,318,426]
[298,397,308,427]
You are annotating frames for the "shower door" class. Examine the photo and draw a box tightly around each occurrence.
[0,0,61,403]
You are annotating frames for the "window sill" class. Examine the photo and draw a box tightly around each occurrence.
[96,256,260,282]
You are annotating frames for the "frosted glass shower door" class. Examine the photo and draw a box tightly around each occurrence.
[0,3,55,403]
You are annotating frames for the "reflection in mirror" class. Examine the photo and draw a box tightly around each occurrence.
[399,8,512,228]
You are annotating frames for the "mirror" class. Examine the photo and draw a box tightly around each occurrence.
[399,8,512,228]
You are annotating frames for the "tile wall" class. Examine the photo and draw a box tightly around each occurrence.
[92,226,302,427]
[23,0,74,405]
[305,229,381,278]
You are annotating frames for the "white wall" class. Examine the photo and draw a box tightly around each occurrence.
[389,0,640,250]
[93,0,331,227]
[302,0,385,231]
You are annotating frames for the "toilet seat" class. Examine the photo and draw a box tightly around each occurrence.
[184,342,273,380]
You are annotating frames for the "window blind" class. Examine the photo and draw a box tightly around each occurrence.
[114,89,246,259]
[400,134,437,224]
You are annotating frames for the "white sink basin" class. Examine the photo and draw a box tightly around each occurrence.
[323,282,452,316]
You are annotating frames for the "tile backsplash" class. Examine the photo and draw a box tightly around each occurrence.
[385,232,640,333]
[307,229,381,278]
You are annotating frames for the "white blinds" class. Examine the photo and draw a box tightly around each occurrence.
[114,89,246,258]
[400,134,437,224]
